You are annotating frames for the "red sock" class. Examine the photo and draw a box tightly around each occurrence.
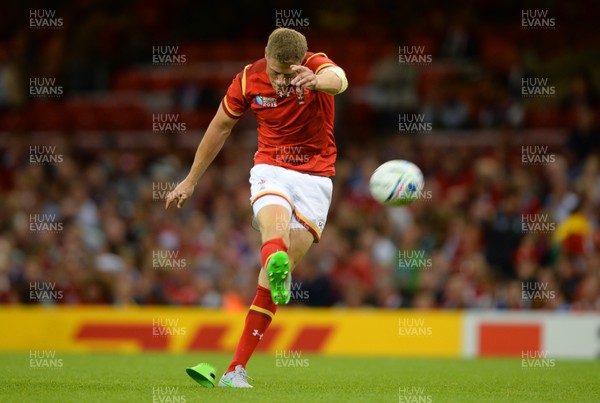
[228,285,278,372]
[260,238,288,269]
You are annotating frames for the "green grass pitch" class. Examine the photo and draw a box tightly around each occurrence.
[0,353,598,402]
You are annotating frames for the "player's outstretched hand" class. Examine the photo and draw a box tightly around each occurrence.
[290,65,317,90]
[165,180,195,209]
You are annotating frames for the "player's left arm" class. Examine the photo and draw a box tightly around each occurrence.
[290,65,348,95]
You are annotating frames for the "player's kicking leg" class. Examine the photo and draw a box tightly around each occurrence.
[257,204,293,305]
[219,212,314,388]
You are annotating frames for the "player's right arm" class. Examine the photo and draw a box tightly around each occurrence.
[165,104,239,209]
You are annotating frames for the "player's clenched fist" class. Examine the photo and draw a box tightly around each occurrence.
[165,180,195,209]
[290,65,317,90]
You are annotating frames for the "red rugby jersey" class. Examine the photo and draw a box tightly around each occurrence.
[221,52,338,176]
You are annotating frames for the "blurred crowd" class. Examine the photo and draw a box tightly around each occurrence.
[1,119,599,310]
[1,1,599,310]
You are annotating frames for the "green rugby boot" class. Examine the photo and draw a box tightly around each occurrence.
[266,251,291,305]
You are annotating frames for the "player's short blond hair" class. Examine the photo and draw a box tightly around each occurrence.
[266,28,307,65]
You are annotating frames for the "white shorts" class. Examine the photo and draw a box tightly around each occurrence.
[249,164,333,242]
